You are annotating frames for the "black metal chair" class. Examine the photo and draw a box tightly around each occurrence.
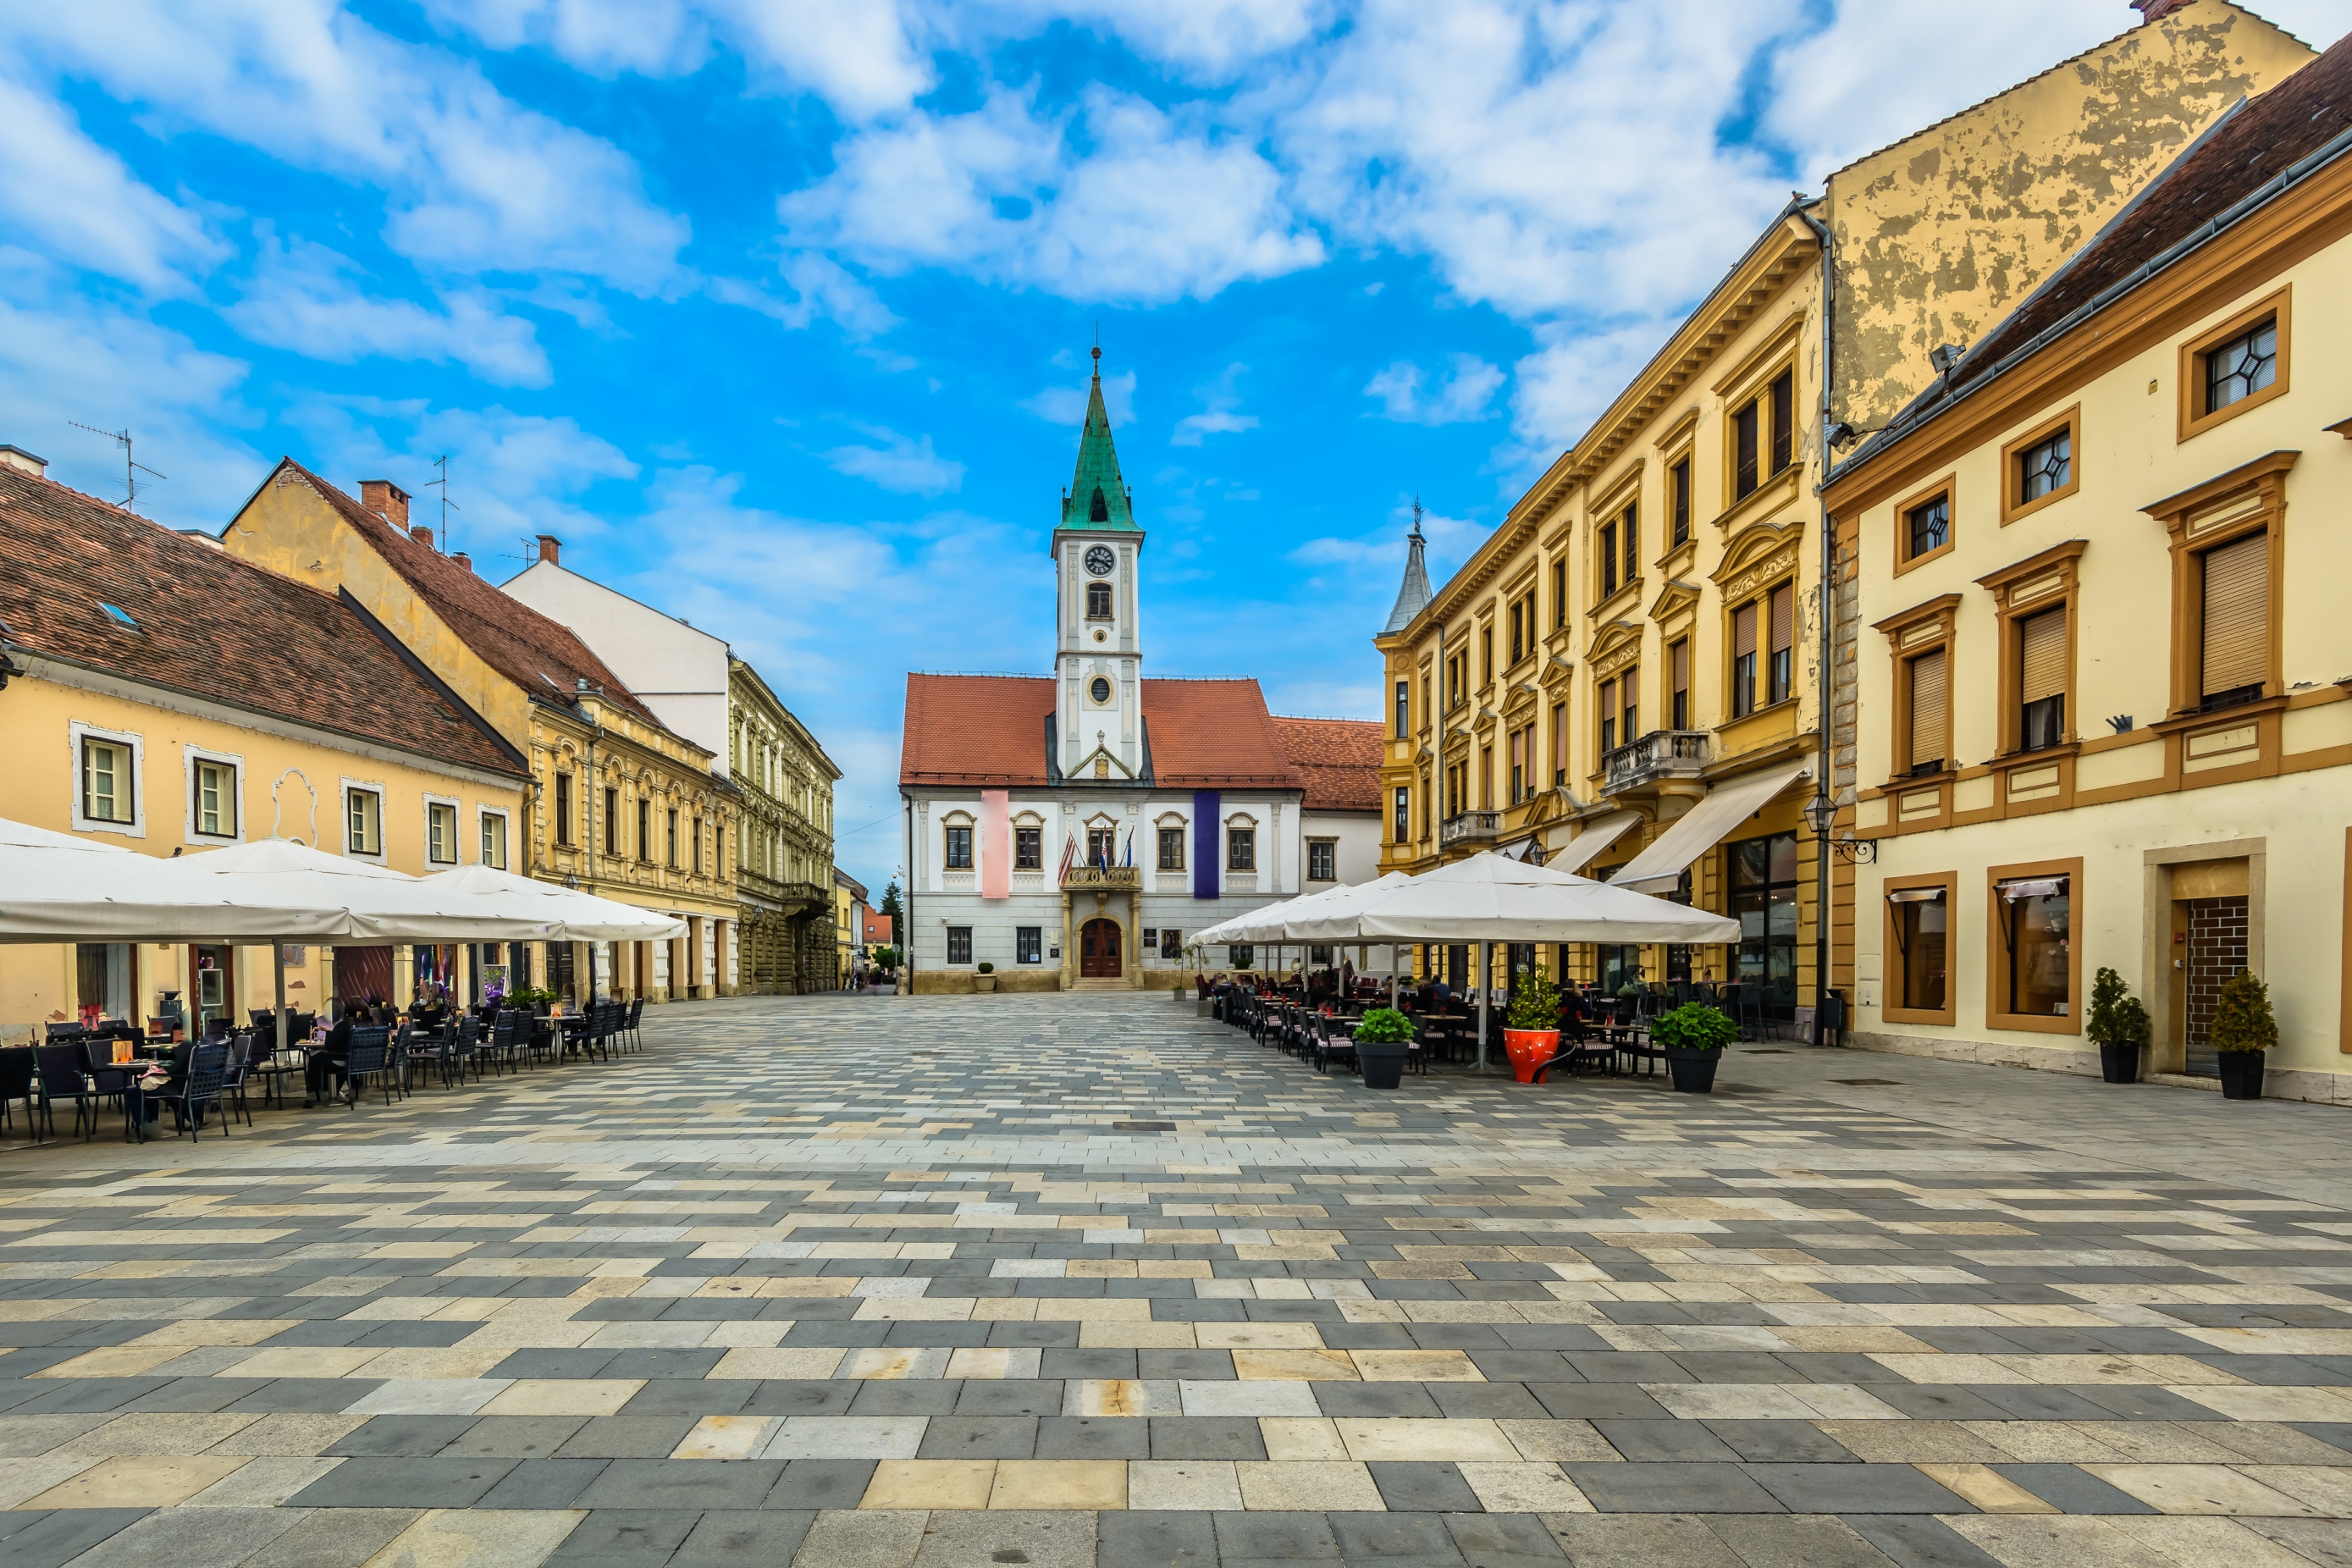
[625,998,646,1052]
[451,1014,482,1082]
[220,1033,257,1127]
[166,1043,231,1140]
[0,1046,36,1137]
[343,1026,393,1107]
[32,1046,96,1140]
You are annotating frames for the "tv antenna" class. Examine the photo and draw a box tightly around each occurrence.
[423,454,460,553]
[68,422,165,510]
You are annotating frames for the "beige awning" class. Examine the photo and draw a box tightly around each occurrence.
[1611,763,1811,894]
[1549,812,1641,874]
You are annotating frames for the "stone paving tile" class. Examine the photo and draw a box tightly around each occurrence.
[4,992,2352,1567]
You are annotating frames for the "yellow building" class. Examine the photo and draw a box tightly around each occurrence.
[1827,34,2352,1101]
[218,462,740,1003]
[1374,3,2314,1025]
[0,450,530,1040]
[834,868,867,989]
[731,659,841,992]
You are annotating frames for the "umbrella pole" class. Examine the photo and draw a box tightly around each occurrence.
[1477,941,1489,1073]
[275,942,289,1061]
[1389,945,1397,1008]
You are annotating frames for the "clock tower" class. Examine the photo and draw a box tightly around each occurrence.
[1053,347,1145,783]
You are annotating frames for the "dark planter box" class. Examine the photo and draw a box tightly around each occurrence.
[1358,1041,1408,1090]
[1664,1046,1720,1094]
[2218,1050,2266,1100]
[2098,1042,2142,1084]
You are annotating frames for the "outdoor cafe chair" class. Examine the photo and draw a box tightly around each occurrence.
[622,998,645,1053]
[32,1045,97,1141]
[483,1011,516,1076]
[343,1026,393,1107]
[220,1033,257,1127]
[167,1042,231,1140]
[452,1014,483,1082]
[0,1047,36,1138]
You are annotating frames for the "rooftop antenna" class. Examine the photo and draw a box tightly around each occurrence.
[1410,494,1424,542]
[423,455,460,553]
[68,422,165,511]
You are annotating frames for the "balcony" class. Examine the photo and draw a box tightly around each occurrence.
[1063,864,1142,893]
[1439,810,1501,849]
[1603,730,1712,794]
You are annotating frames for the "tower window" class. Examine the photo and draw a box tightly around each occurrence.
[1089,486,1108,522]
[1090,676,1112,704]
[1086,582,1112,619]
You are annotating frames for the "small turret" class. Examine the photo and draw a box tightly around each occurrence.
[1382,499,1433,634]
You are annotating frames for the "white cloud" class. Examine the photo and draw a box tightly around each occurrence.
[933,0,1329,78]
[780,85,1324,302]
[1363,352,1502,424]
[0,75,224,293]
[1507,316,1675,454]
[224,231,550,385]
[823,426,965,495]
[1022,368,1135,428]
[707,252,898,339]
[1171,362,1259,446]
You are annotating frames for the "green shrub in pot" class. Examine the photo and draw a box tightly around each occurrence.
[2211,969,2276,1052]
[2086,968,2150,1048]
[1650,1002,1737,1052]
[1505,967,1561,1031]
[977,962,994,974]
[1353,1007,1414,1045]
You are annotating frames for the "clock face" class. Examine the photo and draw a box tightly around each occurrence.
[1083,544,1115,577]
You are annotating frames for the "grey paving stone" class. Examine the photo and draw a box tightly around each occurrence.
[1702,1516,1900,1568]
[225,1378,377,1414]
[1214,1509,1342,1566]
[49,1505,302,1568]
[1959,1384,2117,1421]
[1440,1510,1569,1568]
[1367,1460,1485,1513]
[0,1509,150,1568]
[1702,1421,1859,1464]
[235,1508,421,1568]
[765,1460,879,1510]
[2071,1384,2225,1421]
[1330,1509,1469,1563]
[1037,1416,1150,1459]
[674,1509,816,1567]
[2286,1421,2352,1456]
[327,1414,482,1456]
[1041,1350,1137,1381]
[1742,1464,1969,1516]
[909,1510,1100,1568]
[1543,1515,1747,1566]
[1593,1421,1739,1462]
[475,1457,611,1509]
[1863,1385,2014,1422]
[1099,1510,1216,1568]
[486,1349,620,1380]
[1312,1381,1444,1417]
[289,1455,519,1508]
[847,1381,963,1416]
[613,1370,746,1408]
[1838,1516,2007,1568]
[113,1379,270,1414]
[1565,1462,1786,1514]
[1138,1350,1234,1382]
[556,1416,698,1458]
[917,1415,1038,1458]
[574,1459,788,1511]
[1986,1463,2162,1514]
[1527,1385,1671,1422]
[543,1509,704,1567]
[1148,1415,1265,1460]
[1429,1383,1551,1419]
[437,1413,589,1458]
[744,1381,859,1416]
[788,1506,926,1568]
[952,1380,1061,1416]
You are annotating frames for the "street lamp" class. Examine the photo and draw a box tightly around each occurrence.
[1803,790,1874,864]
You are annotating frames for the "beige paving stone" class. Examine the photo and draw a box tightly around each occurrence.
[582,1321,712,1348]
[1065,1259,1135,1278]
[1944,1513,2184,1567]
[791,1508,929,1568]
[2244,1466,2352,1515]
[767,1416,930,1459]
[27,1344,186,1379]
[863,1459,996,1510]
[58,1411,263,1455]
[1070,1379,1179,1417]
[1997,1354,2245,1387]
[856,1297,978,1322]
[343,1378,513,1416]
[1029,1298,1149,1322]
[1959,1421,2124,1462]
[1259,1417,1348,1461]
[2195,1423,2352,1466]
[229,1345,389,1379]
[1127,1459,1243,1511]
[2081,1464,2320,1516]
[2104,1515,2340,1568]
[2170,1385,2352,1422]
[1767,1326,1937,1354]
[358,1505,584,1568]
[968,1298,1040,1322]
[1498,1419,1621,1462]
[759,1275,857,1297]
[1644,1383,1818,1422]
[673,1414,780,1459]
[478,1378,644,1416]
[1193,1322,1323,1350]
[947,1347,1041,1379]
[704,1320,791,1349]
[1179,1379,1320,1417]
[842,1347,953,1380]
[0,1454,99,1509]
[1810,1419,2010,1463]
[128,1318,298,1348]
[1916,1462,2059,1513]
[1458,1461,1593,1513]
[1228,1349,1357,1381]
[183,1455,343,1506]
[1078,1322,1195,1349]
[0,1414,111,1457]
[1350,1349,1483,1382]
[1336,1417,1520,1462]
[1234,1459,1384,1512]
[1867,1353,2038,1384]
[20,1453,248,1509]
[709,1346,849,1381]
[1135,1259,1210,1278]
[2062,1422,2243,1464]
[988,1459,1126,1510]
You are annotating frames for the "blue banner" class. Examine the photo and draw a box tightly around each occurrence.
[1193,790,1219,900]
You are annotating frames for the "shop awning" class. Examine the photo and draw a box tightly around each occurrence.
[1886,886,1947,904]
[1609,763,1811,895]
[1997,876,2068,901]
[1548,812,1640,875]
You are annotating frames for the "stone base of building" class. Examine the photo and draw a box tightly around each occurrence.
[1847,1030,2352,1107]
[913,970,1064,995]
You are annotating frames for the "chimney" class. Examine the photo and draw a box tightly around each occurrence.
[0,445,47,478]
[409,524,434,549]
[536,533,562,566]
[451,551,472,572]
[361,479,411,528]
[2131,0,2194,20]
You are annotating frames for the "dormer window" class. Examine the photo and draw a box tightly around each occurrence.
[1090,486,1108,522]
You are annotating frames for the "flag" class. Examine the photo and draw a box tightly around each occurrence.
[1057,832,1076,886]
[1122,833,1132,867]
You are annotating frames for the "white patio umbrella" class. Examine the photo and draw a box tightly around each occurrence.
[0,817,345,945]
[419,863,688,943]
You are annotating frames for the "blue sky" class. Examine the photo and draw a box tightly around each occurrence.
[4,0,2335,891]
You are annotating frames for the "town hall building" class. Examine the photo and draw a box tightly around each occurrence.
[898,351,1383,991]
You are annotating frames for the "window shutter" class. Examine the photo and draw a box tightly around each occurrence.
[2200,533,2267,697]
[1671,638,1689,698]
[1908,649,1946,769]
[1734,603,1758,659]
[1769,584,1792,654]
[1598,678,1615,717]
[2018,608,2065,704]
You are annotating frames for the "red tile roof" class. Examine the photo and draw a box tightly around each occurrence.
[1273,716,1385,811]
[863,912,893,942]
[1142,679,1299,788]
[0,465,526,778]
[899,673,1310,789]
[271,460,665,732]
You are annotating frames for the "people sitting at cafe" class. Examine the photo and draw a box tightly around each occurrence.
[306,1013,357,1104]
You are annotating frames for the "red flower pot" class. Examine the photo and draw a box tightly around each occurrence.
[1503,1029,1560,1084]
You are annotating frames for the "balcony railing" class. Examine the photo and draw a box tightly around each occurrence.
[1602,730,1712,793]
[1063,864,1142,892]
[1439,810,1501,849]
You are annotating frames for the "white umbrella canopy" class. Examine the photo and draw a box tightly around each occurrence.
[1297,851,1742,944]
[1245,872,1415,942]
[174,838,558,942]
[419,863,687,942]
[0,816,347,944]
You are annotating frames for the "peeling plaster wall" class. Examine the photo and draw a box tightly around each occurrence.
[1826,2,2314,431]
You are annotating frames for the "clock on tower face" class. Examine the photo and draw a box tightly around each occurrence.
[1082,544,1115,577]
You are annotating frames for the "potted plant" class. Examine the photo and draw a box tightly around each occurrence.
[1353,1007,1415,1090]
[1503,966,1563,1084]
[2211,968,2277,1100]
[2085,968,2150,1085]
[1651,1002,1736,1094]
[974,961,997,993]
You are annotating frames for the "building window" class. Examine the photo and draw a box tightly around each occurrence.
[1157,826,1184,870]
[1087,826,1117,866]
[1670,456,1692,546]
[1480,746,1493,809]
[193,758,236,838]
[1016,826,1043,869]
[1620,504,1638,586]
[1509,728,1526,803]
[1887,885,1950,1018]
[2198,531,2267,711]
[638,798,652,862]
[666,809,679,866]
[1732,599,1759,718]
[1731,831,1798,1019]
[2017,607,2066,752]
[1731,368,1796,503]
[2001,407,2081,522]
[947,926,973,965]
[1770,369,1794,476]
[2181,290,2290,439]
[692,816,703,875]
[1906,647,1948,775]
[1598,519,1619,596]
[944,824,973,869]
[1598,676,1617,754]
[2018,431,2068,501]
[1551,704,1566,785]
[1620,670,1637,748]
[1393,787,1410,842]
[1996,873,2073,1019]
[1228,944,1254,969]
[1086,582,1112,619]
[1227,825,1256,872]
[1734,400,1758,500]
[1670,639,1690,730]
[1160,929,1182,959]
[1507,601,1522,665]
[1768,583,1794,706]
[81,737,133,825]
[1308,840,1336,881]
[1016,926,1041,964]
[553,771,572,846]
[1479,627,1492,686]
[2204,318,2277,413]
[428,801,457,864]
[1552,560,1567,625]
[1394,678,1410,737]
[347,788,382,856]
[1907,494,1950,562]
[713,824,723,877]
[482,811,509,870]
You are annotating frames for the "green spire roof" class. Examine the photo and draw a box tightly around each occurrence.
[1060,353,1136,531]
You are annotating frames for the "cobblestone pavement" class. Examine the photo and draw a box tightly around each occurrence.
[3,992,2350,1568]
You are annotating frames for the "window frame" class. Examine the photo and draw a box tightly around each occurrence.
[478,807,511,870]
[1394,678,1410,738]
[1974,540,2085,759]
[1997,405,2081,525]
[424,794,460,866]
[1016,825,1045,870]
[1668,639,1690,731]
[1551,703,1566,786]
[1393,786,1410,843]
[552,769,572,847]
[70,722,144,838]
[1880,870,1957,1026]
[946,925,973,966]
[1725,362,1798,505]
[1597,518,1620,598]
[183,744,242,843]
[1016,926,1041,964]
[1872,594,1961,784]
[2144,451,2295,722]
[1307,838,1338,882]
[1552,560,1567,626]
[1892,473,1957,577]
[343,781,385,860]
[2178,286,2290,442]
[1157,825,1184,870]
[943,821,974,870]
[1669,455,1692,548]
[638,797,653,863]
[1085,581,1113,620]
[1985,856,2083,1035]
[666,808,680,867]
[1226,822,1256,873]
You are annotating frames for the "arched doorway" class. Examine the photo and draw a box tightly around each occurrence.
[1079,918,1123,979]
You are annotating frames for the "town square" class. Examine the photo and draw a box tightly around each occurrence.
[4,0,2352,1563]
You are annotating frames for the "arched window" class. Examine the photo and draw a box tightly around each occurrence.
[1089,486,1108,522]
[1085,582,1112,619]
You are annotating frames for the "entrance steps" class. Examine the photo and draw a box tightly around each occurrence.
[1068,977,1131,991]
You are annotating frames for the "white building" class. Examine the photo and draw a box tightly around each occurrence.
[897,354,1384,991]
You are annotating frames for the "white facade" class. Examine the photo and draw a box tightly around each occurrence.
[502,556,731,759]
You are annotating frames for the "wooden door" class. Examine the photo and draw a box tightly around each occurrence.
[1079,919,1122,978]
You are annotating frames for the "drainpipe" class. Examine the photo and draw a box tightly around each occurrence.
[1795,202,1837,1049]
